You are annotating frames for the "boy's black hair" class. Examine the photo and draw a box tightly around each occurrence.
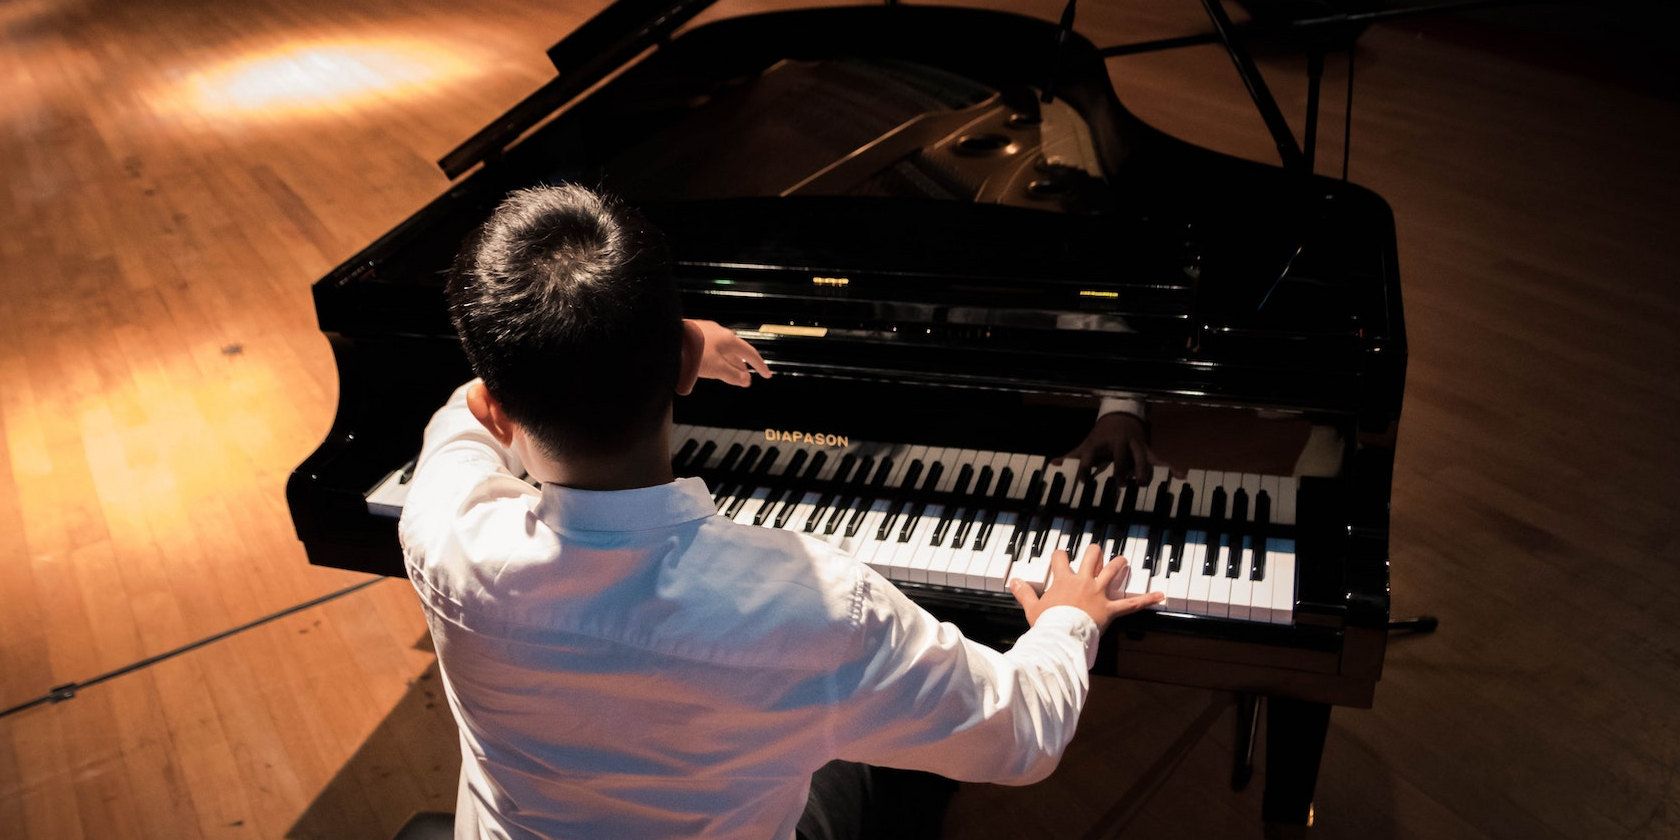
[446,185,682,458]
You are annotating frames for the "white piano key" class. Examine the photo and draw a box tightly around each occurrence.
[926,526,965,587]
[1183,469,1208,515]
[1184,533,1214,615]
[1004,454,1038,500]
[934,449,970,493]
[1275,475,1299,526]
[1045,458,1082,506]
[1194,470,1221,517]
[1259,474,1282,520]
[838,499,891,555]
[1161,550,1193,612]
[943,455,991,562]
[733,485,776,525]
[702,429,751,470]
[1228,540,1257,622]
[1238,473,1264,517]
[1006,549,1052,595]
[1006,514,1060,595]
[978,511,1021,593]
[1131,471,1154,513]
[903,505,945,583]
[1121,523,1150,575]
[1265,537,1297,624]
[813,448,847,481]
[903,446,934,480]
[1208,544,1234,618]
[783,492,822,532]
[1249,538,1279,624]
[1040,516,1070,567]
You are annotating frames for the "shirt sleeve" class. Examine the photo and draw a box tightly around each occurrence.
[1097,393,1147,422]
[397,381,528,556]
[827,565,1100,786]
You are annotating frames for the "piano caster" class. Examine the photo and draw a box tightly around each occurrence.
[1231,692,1260,791]
[1387,615,1439,635]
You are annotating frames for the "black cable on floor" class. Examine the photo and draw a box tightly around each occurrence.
[0,576,384,720]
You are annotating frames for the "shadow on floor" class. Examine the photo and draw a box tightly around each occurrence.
[288,635,460,840]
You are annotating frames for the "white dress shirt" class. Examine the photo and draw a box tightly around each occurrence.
[399,383,1102,840]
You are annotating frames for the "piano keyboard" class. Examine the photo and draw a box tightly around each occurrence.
[364,424,1300,624]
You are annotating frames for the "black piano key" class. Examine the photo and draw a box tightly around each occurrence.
[1119,480,1140,524]
[688,440,718,475]
[1203,487,1228,575]
[1168,484,1194,573]
[717,443,764,502]
[672,439,698,474]
[772,452,827,529]
[722,447,778,519]
[753,450,808,526]
[713,442,746,474]
[1005,469,1046,557]
[876,460,925,541]
[842,457,893,537]
[1065,477,1101,556]
[1085,474,1121,557]
[1226,488,1249,578]
[1026,472,1067,558]
[932,464,977,547]
[1250,490,1272,581]
[896,462,944,542]
[783,450,810,480]
[1095,473,1118,522]
[972,467,1013,551]
[803,452,853,532]
[1142,477,1175,571]
[710,443,755,507]
[826,455,876,535]
[948,465,994,549]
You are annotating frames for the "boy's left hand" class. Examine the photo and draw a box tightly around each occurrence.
[687,320,771,387]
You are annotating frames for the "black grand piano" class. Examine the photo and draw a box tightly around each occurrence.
[288,0,1404,831]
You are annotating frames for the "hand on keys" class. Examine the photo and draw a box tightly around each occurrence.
[1057,411,1152,483]
[686,319,772,387]
[1010,544,1165,632]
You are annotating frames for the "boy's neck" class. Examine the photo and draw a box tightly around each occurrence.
[524,431,676,492]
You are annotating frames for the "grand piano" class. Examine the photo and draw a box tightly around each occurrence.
[288,0,1404,831]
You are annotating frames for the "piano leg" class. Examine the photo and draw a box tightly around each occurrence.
[1262,697,1331,831]
[1231,692,1260,791]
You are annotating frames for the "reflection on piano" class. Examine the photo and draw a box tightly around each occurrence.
[289,1,1404,831]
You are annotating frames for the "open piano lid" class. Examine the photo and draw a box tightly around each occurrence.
[438,0,723,178]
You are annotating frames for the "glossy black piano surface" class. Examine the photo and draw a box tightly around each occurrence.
[287,2,1404,810]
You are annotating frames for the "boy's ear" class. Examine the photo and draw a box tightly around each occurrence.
[676,319,703,396]
[466,380,518,446]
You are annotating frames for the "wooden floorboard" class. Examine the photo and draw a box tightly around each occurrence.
[2,0,1677,837]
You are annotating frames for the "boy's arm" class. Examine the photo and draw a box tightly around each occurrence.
[398,380,528,553]
[827,548,1159,785]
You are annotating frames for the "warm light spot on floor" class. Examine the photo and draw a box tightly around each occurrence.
[154,37,481,122]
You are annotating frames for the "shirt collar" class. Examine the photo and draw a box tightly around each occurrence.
[533,476,717,533]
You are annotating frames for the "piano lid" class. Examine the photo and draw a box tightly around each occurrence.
[438,0,723,178]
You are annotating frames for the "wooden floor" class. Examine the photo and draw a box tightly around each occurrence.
[2,0,1676,837]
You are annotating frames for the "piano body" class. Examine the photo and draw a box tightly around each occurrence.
[289,1,1404,830]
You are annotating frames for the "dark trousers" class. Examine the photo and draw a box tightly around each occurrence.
[796,761,958,840]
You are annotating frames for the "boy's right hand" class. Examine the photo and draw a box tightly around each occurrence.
[687,319,772,386]
[1009,544,1164,632]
